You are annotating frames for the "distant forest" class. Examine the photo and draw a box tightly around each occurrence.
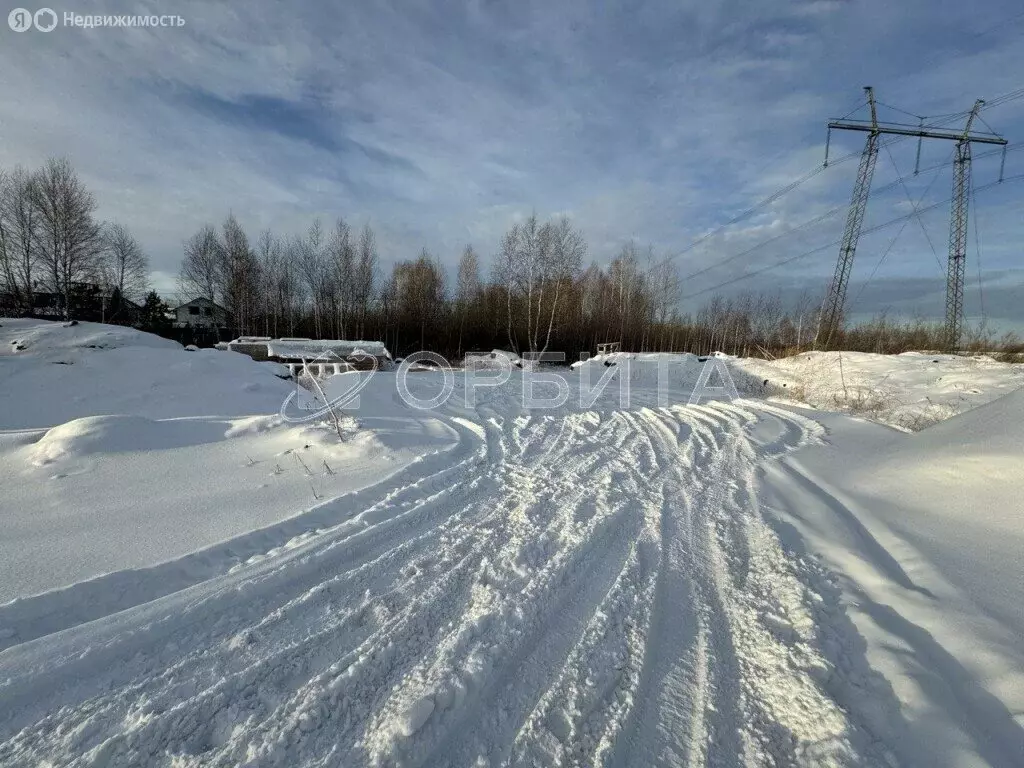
[3,157,1021,360]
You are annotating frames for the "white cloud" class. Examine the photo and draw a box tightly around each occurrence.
[0,0,1020,322]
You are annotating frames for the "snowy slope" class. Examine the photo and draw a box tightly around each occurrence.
[735,350,1024,430]
[0,320,458,605]
[759,390,1024,767]
[0,318,294,428]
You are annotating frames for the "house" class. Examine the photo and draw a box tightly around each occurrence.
[2,282,142,324]
[173,298,230,330]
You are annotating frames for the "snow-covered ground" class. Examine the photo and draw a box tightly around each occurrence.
[0,319,457,605]
[0,321,1021,767]
[735,350,1024,431]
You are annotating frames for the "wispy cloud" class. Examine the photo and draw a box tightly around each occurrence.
[0,0,1021,325]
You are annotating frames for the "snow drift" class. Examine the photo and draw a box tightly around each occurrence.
[27,414,230,465]
[0,319,292,429]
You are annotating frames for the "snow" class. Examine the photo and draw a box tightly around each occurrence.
[464,349,523,369]
[0,321,1021,767]
[735,349,1024,430]
[758,389,1024,767]
[0,318,293,429]
[262,338,391,360]
[1,317,180,356]
[0,320,457,607]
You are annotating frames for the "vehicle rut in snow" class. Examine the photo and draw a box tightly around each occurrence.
[0,399,899,767]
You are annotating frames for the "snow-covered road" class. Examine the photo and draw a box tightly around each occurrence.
[0,393,913,767]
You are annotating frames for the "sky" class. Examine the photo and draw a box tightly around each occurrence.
[1,0,1022,329]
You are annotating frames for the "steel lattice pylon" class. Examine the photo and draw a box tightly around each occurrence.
[817,92,1006,352]
[817,129,879,349]
[944,140,971,351]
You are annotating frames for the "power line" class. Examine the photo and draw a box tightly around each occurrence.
[884,142,949,276]
[850,147,949,308]
[876,100,924,121]
[675,142,991,286]
[678,172,1024,301]
[640,90,1020,288]
[643,133,928,280]
[981,85,1024,111]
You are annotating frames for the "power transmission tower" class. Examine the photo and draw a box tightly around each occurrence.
[944,100,982,352]
[816,90,1007,351]
[817,87,879,349]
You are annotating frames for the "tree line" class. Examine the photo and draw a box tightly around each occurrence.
[4,157,1020,360]
[0,158,151,322]
[179,209,1022,360]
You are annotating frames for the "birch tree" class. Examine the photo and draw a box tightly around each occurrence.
[180,224,223,305]
[0,167,39,315]
[100,222,149,302]
[31,157,104,319]
[455,244,480,356]
[354,224,377,338]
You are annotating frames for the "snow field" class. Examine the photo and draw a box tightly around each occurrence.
[0,395,907,767]
[1,319,1021,766]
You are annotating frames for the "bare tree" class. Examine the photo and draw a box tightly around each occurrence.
[454,245,480,356]
[392,251,446,352]
[354,224,377,338]
[650,257,680,350]
[0,167,39,315]
[537,216,585,357]
[221,214,259,335]
[494,225,520,353]
[180,223,223,305]
[31,157,104,319]
[99,222,149,302]
[255,229,286,336]
[327,218,353,337]
[299,219,330,337]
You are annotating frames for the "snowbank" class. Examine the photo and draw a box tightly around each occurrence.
[760,387,1024,766]
[735,350,1024,430]
[0,320,456,603]
[1,317,179,356]
[0,318,292,429]
[837,388,1024,635]
[27,414,230,465]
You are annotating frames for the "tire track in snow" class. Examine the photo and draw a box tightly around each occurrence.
[0,415,489,652]
[358,421,654,766]
[0,394,892,768]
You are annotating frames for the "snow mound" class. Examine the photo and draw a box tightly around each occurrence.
[1,318,178,357]
[734,350,1024,430]
[909,384,1024,456]
[28,415,229,465]
[464,349,523,369]
[0,319,292,429]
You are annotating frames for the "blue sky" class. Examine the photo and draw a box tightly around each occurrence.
[2,0,1022,328]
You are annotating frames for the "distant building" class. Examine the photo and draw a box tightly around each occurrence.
[1,281,142,324]
[173,298,230,330]
[223,337,392,374]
